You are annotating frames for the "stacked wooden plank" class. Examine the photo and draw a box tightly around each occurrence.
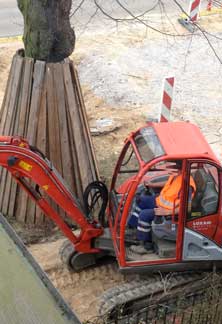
[0,50,99,225]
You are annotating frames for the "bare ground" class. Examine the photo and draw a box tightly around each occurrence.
[28,239,126,321]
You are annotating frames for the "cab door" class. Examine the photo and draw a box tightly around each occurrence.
[183,161,222,260]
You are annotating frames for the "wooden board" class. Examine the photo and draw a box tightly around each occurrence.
[2,56,25,217]
[16,61,45,224]
[46,63,65,220]
[63,62,91,191]
[46,64,63,173]
[26,61,46,224]
[8,58,34,219]
[53,63,75,190]
[71,63,100,180]
[0,56,23,215]
[35,78,47,225]
[0,56,18,217]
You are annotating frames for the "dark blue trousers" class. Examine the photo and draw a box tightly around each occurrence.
[128,194,157,242]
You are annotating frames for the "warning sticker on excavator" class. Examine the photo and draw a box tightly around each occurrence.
[18,160,33,172]
[42,185,49,191]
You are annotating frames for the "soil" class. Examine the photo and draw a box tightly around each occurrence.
[29,239,126,321]
[0,9,222,322]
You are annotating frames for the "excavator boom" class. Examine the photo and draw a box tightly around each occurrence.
[0,136,103,253]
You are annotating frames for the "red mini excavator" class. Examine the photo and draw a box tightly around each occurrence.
[0,121,222,316]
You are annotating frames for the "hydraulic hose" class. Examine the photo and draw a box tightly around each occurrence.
[83,181,108,227]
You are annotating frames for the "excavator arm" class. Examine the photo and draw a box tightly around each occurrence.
[0,136,103,253]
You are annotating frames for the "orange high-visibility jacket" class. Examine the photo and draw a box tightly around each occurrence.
[156,174,196,210]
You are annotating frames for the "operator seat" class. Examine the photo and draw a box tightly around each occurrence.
[200,178,218,215]
[191,169,208,211]
[152,216,177,242]
[191,168,218,215]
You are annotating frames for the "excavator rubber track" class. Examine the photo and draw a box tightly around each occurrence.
[59,240,99,272]
[59,239,111,272]
[59,240,76,270]
[99,271,208,318]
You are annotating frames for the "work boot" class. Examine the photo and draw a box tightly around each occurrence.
[130,242,153,255]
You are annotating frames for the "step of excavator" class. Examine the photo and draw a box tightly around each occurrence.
[126,247,161,261]
[156,239,176,258]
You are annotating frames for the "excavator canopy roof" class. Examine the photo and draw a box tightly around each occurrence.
[136,122,220,164]
[153,122,218,161]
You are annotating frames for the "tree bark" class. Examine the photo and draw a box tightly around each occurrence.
[17,0,75,62]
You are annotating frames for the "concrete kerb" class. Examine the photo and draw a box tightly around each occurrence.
[179,8,222,19]
[199,7,222,15]
[0,35,22,44]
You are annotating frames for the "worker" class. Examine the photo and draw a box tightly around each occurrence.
[129,160,196,255]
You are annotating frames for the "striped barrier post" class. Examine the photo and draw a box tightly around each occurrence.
[207,0,213,10]
[178,0,201,32]
[160,77,174,123]
[189,0,201,22]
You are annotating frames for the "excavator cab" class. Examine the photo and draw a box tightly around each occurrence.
[108,122,222,272]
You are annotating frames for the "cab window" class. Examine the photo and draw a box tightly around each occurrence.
[110,143,139,225]
[188,163,219,220]
[115,143,139,191]
[134,127,165,163]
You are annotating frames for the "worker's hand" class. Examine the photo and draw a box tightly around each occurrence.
[154,207,171,216]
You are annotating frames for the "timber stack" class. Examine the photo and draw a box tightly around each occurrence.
[0,49,99,226]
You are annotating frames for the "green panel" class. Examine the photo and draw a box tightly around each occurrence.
[0,214,81,324]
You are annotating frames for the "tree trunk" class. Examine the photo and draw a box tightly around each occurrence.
[17,0,75,62]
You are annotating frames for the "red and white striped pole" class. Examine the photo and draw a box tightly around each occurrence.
[160,76,174,123]
[188,0,201,22]
[207,0,213,10]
